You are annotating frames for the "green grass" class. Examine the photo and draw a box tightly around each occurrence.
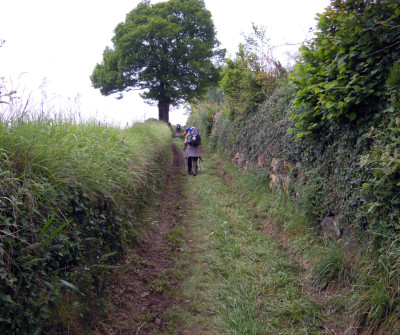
[170,152,400,334]
[0,107,173,333]
[169,154,322,334]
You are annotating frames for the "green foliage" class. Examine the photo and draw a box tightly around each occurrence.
[188,92,222,137]
[187,3,400,333]
[358,108,400,246]
[296,125,372,234]
[219,25,285,118]
[219,52,266,115]
[91,0,225,122]
[290,0,400,135]
[0,113,172,333]
[191,55,397,249]
[187,90,400,333]
[209,75,301,164]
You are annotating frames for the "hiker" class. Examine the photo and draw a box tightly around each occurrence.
[175,124,181,137]
[183,126,190,137]
[184,127,201,176]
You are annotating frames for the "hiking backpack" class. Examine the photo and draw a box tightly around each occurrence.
[176,124,181,130]
[187,128,200,146]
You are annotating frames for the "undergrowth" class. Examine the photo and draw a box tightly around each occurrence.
[0,97,172,333]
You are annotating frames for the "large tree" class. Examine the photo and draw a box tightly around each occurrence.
[90,0,225,123]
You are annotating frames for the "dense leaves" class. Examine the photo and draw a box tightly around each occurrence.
[91,0,224,122]
[290,0,400,137]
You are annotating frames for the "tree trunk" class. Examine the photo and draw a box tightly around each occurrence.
[158,100,170,123]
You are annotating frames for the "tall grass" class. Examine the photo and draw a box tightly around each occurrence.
[0,91,173,333]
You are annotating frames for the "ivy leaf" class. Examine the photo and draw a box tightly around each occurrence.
[0,293,15,304]
[362,183,370,190]
[350,50,359,58]
[348,112,357,121]
[307,123,319,130]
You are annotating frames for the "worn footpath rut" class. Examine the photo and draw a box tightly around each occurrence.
[92,143,188,334]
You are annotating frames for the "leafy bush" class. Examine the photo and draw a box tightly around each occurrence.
[290,0,400,137]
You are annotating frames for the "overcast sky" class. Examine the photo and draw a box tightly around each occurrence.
[0,0,331,126]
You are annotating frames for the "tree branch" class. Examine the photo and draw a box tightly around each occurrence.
[362,39,400,58]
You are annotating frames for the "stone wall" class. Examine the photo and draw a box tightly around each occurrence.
[232,152,343,242]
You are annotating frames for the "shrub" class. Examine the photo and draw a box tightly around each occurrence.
[290,0,400,137]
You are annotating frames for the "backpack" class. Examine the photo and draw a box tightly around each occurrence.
[187,128,200,146]
[176,124,181,130]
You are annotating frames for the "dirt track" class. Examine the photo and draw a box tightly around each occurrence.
[92,143,187,334]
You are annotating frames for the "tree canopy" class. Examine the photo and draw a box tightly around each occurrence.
[90,0,225,123]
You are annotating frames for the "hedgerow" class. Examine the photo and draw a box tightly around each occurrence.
[0,115,172,334]
[289,0,400,138]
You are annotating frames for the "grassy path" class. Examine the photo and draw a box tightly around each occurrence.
[169,151,328,334]
[94,144,347,334]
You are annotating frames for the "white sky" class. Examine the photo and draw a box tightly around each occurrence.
[0,0,331,126]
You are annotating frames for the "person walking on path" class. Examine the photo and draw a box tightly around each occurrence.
[175,124,181,137]
[183,127,201,176]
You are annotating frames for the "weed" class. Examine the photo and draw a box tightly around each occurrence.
[166,226,185,248]
[311,243,353,290]
[150,277,171,294]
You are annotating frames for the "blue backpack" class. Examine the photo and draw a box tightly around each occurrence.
[187,128,200,146]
